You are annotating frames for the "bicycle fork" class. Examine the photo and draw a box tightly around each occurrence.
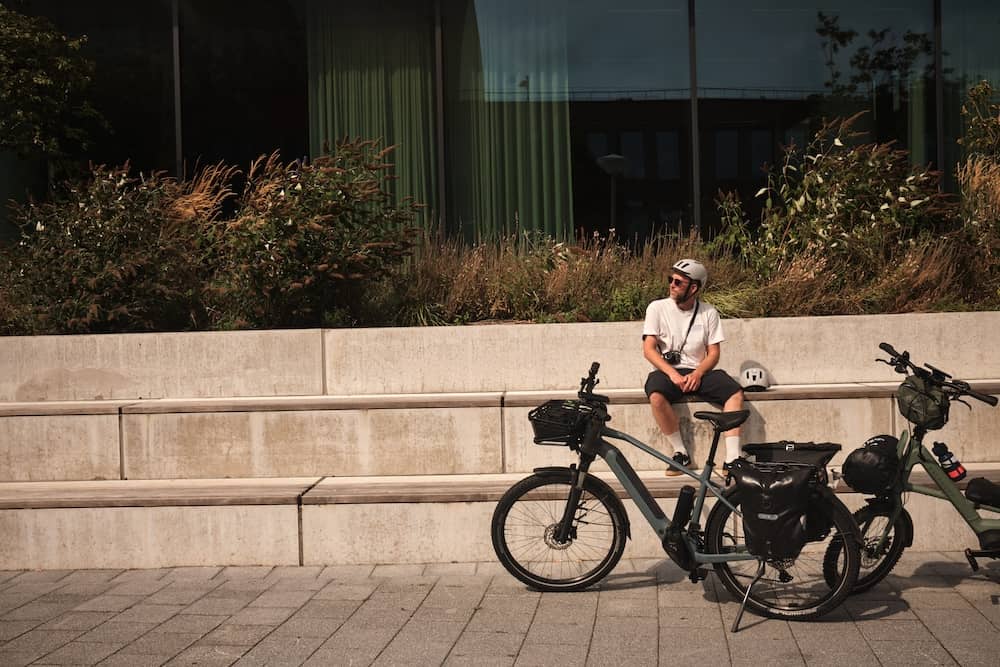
[554,454,597,544]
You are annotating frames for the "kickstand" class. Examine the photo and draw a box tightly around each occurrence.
[965,547,1000,572]
[732,559,766,633]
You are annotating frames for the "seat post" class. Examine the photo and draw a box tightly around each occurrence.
[706,428,723,466]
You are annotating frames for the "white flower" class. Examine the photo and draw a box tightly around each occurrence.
[35,221,44,232]
[834,138,844,146]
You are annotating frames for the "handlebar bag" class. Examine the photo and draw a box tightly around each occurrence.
[843,434,900,494]
[727,459,814,560]
[897,376,949,430]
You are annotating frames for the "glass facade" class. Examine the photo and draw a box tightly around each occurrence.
[5,1,1000,241]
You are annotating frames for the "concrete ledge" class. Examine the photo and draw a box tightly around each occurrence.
[305,466,1000,504]
[0,400,133,417]
[0,477,322,509]
[3,380,996,416]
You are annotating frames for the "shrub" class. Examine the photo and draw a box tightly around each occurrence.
[2,164,231,333]
[209,141,420,328]
[739,113,953,282]
[0,5,103,159]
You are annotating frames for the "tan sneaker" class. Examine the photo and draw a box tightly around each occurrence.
[664,452,690,477]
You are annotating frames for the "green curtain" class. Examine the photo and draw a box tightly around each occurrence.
[306,0,437,228]
[446,0,574,240]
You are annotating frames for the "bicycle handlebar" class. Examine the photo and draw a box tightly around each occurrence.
[578,362,610,404]
[878,342,998,407]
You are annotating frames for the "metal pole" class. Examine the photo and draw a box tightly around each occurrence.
[172,0,183,179]
[434,0,447,238]
[933,0,944,181]
[687,0,701,237]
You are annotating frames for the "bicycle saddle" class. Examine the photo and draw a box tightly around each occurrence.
[693,409,750,432]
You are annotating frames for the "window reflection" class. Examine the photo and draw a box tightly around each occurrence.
[445,0,689,241]
[696,0,934,234]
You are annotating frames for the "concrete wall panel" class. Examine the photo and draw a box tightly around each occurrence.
[0,329,323,401]
[919,392,1000,463]
[303,502,497,565]
[326,313,1000,395]
[123,407,502,478]
[0,414,119,481]
[0,505,299,569]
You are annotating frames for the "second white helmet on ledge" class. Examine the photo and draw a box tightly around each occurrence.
[740,367,770,392]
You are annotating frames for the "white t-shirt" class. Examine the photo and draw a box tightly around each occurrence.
[642,298,725,369]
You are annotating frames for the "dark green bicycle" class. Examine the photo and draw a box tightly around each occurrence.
[825,343,1000,592]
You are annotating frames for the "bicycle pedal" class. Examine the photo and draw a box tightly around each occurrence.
[688,567,708,583]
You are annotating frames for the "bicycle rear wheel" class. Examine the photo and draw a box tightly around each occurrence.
[705,488,860,620]
[491,471,628,592]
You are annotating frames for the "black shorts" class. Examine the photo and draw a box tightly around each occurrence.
[644,368,742,407]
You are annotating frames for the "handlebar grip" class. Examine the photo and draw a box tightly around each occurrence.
[879,342,900,357]
[969,389,999,407]
[589,362,600,377]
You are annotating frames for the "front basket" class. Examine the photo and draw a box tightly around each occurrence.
[528,399,590,446]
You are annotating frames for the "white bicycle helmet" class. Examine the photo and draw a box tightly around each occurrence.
[740,367,770,392]
[671,259,708,288]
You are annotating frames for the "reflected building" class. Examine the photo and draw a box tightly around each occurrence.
[4,0,999,242]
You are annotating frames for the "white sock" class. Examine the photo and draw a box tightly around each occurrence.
[725,435,742,463]
[666,431,686,456]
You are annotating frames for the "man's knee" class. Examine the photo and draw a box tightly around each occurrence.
[727,389,745,407]
[649,391,670,409]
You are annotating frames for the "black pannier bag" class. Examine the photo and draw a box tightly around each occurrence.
[897,375,949,430]
[727,459,815,560]
[742,441,842,542]
[842,434,900,495]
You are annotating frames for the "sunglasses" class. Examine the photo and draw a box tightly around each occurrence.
[669,277,690,287]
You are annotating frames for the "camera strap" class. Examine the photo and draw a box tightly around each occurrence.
[671,299,699,356]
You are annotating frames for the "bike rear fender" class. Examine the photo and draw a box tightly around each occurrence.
[532,466,631,539]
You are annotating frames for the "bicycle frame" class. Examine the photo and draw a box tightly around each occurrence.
[870,428,1000,553]
[587,423,756,565]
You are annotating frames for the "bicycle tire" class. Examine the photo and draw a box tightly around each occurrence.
[491,471,628,592]
[824,505,908,593]
[705,487,860,621]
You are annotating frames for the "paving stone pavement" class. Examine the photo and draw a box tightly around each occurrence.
[0,551,996,666]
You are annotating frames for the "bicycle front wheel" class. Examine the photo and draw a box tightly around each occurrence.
[491,472,629,592]
[706,488,860,621]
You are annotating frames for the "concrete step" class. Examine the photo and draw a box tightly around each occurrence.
[1,465,997,569]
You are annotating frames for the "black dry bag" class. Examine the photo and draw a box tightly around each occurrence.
[842,434,899,495]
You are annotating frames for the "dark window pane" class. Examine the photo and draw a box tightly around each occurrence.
[714,129,738,180]
[586,133,609,160]
[17,0,176,174]
[942,1,1000,190]
[696,0,934,234]
[750,128,773,182]
[621,131,645,179]
[444,0,690,241]
[182,0,307,171]
[656,131,680,181]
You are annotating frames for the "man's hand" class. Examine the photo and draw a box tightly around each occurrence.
[681,369,704,392]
